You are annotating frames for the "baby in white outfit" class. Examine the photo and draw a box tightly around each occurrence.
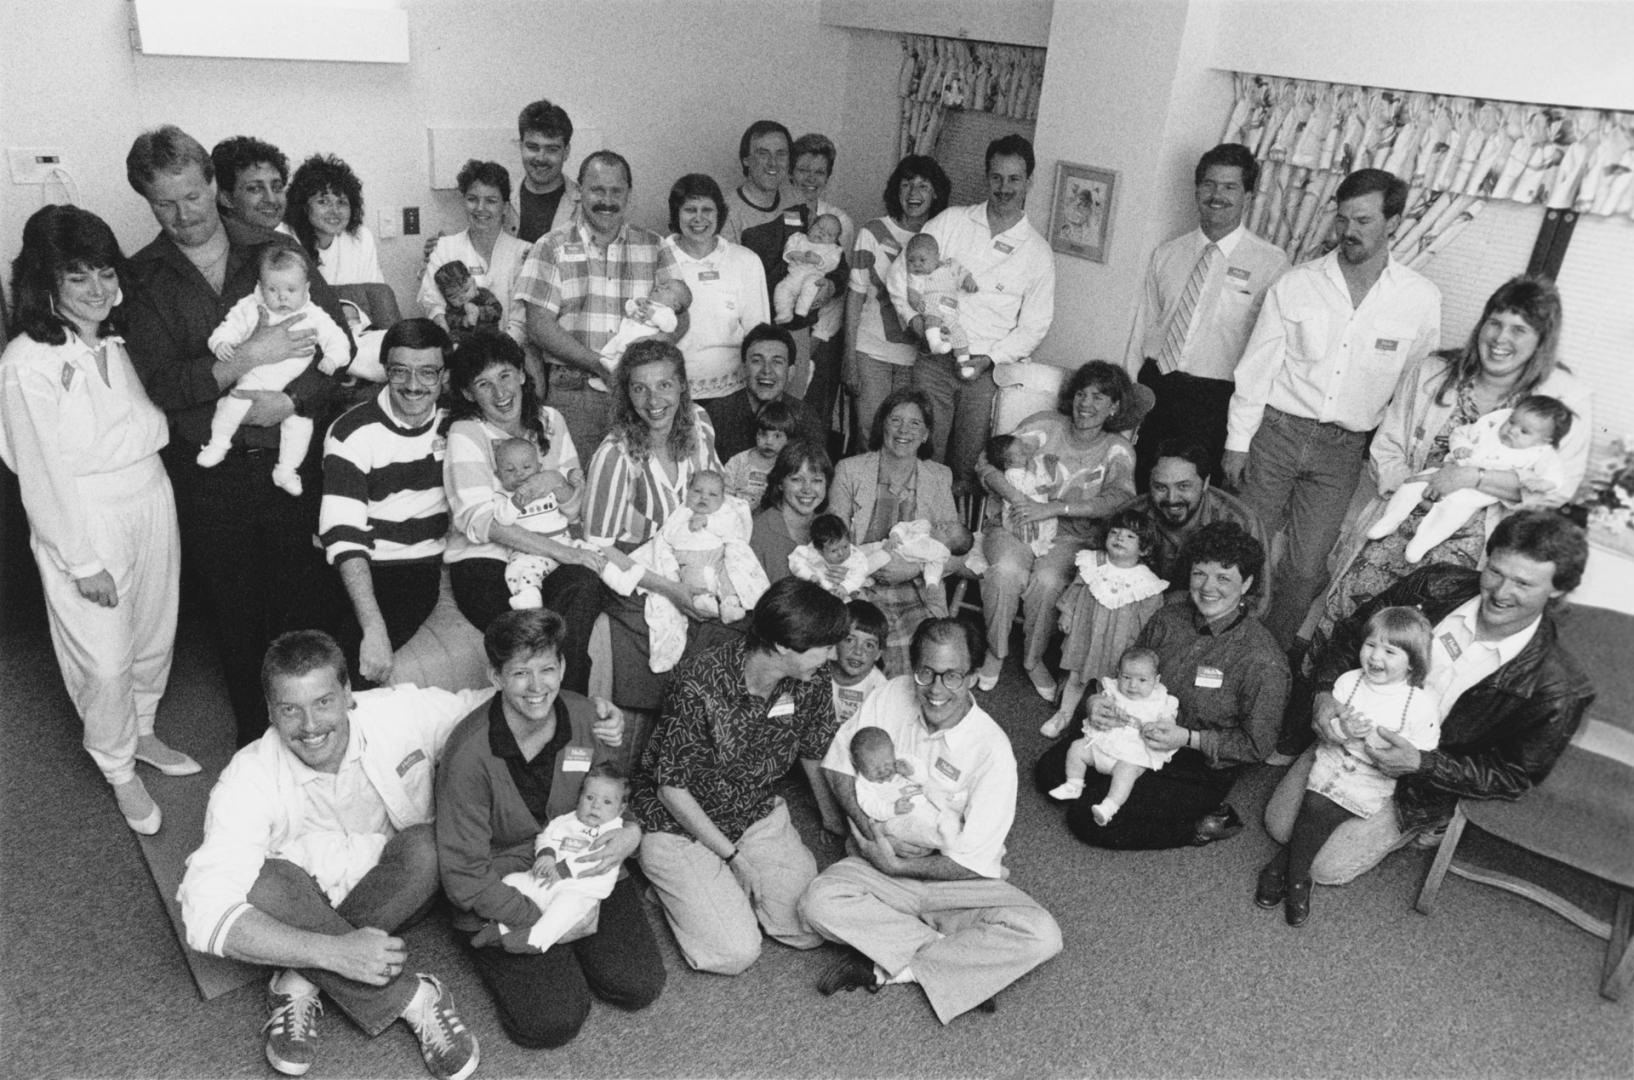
[849,725,962,851]
[897,233,978,376]
[987,432,1069,557]
[202,246,351,496]
[1049,647,1182,827]
[773,213,844,323]
[491,438,634,608]
[595,279,692,391]
[1368,394,1573,563]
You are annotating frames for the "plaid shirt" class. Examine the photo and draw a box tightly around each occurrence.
[510,219,678,355]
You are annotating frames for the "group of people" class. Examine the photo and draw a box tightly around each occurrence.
[0,92,1599,1077]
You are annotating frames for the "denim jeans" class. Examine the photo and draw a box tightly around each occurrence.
[910,351,997,494]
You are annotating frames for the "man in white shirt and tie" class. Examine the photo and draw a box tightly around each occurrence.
[1222,168,1442,648]
[1126,144,1289,488]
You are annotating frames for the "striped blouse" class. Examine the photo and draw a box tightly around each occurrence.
[443,407,582,565]
[582,406,722,548]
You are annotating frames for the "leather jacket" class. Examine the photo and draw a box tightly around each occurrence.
[1309,566,1595,830]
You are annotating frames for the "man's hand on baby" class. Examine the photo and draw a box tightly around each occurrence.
[237,306,317,366]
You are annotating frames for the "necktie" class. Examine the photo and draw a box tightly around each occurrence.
[1157,242,1219,374]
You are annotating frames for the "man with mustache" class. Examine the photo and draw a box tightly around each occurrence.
[513,98,580,244]
[1223,168,1441,650]
[511,150,686,455]
[123,124,353,748]
[1126,144,1288,488]
[1118,438,1269,615]
[888,134,1054,494]
[212,135,295,238]
[315,319,452,692]
[705,323,827,462]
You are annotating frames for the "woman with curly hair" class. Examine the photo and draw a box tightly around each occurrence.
[285,152,384,285]
[581,340,725,710]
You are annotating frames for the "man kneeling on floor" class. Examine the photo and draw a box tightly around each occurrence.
[800,617,1063,1022]
[178,630,484,1080]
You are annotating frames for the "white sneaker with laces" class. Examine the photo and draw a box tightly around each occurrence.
[402,974,479,1080]
[263,970,322,1076]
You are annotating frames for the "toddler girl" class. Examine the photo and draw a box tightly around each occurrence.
[202,246,351,495]
[1257,606,1440,926]
[722,400,795,505]
[1044,508,1169,737]
[477,764,628,953]
[1048,647,1181,826]
[774,213,844,323]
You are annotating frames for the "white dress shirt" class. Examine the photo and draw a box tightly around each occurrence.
[1124,224,1290,380]
[890,203,1055,364]
[1424,597,1541,714]
[316,225,385,286]
[1226,251,1441,452]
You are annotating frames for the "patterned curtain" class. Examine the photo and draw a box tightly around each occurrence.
[1222,73,1634,270]
[896,36,1046,159]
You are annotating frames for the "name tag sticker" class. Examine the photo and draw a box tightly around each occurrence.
[560,835,589,852]
[768,695,796,718]
[431,435,446,462]
[697,270,721,282]
[1227,266,1253,281]
[993,240,1014,254]
[560,244,586,261]
[934,757,961,781]
[1375,338,1400,351]
[396,749,426,776]
[563,746,594,772]
[1194,666,1224,689]
[1440,632,1463,661]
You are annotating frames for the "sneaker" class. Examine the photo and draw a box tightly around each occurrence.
[816,949,881,997]
[402,974,478,1080]
[263,972,322,1076]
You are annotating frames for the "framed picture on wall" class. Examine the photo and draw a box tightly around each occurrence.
[1048,162,1118,263]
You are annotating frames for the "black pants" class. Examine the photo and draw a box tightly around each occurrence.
[166,445,323,747]
[464,874,665,1049]
[448,558,606,696]
[1035,738,1237,850]
[294,559,442,691]
[802,333,846,461]
[1134,361,1235,489]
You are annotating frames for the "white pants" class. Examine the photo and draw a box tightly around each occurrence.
[1368,480,1500,563]
[205,394,314,476]
[498,871,610,952]
[35,456,180,785]
[774,269,828,322]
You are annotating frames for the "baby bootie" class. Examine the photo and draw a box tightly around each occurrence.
[271,466,303,497]
[1048,779,1084,802]
[510,585,543,610]
[1090,800,1120,827]
[196,443,229,468]
[1039,713,1073,738]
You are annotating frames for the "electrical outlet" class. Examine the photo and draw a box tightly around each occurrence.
[403,207,420,235]
[7,147,66,184]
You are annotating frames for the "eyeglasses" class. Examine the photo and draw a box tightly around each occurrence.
[912,666,970,690]
[885,417,927,434]
[386,365,444,386]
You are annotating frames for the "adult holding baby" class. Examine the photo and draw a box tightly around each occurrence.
[827,389,960,676]
[437,608,662,1049]
[418,160,531,338]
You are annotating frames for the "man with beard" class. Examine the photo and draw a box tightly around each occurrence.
[1119,438,1269,615]
[1223,168,1440,648]
[315,319,452,691]
[513,98,580,244]
[1125,144,1288,488]
[123,124,352,747]
[889,135,1054,493]
[511,150,686,454]
[801,618,1062,1023]
[211,135,295,237]
[704,323,827,461]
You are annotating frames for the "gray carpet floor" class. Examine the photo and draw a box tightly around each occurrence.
[2,603,1631,1079]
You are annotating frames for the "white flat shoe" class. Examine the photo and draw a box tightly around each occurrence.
[114,777,163,836]
[1040,714,1071,738]
[135,737,202,777]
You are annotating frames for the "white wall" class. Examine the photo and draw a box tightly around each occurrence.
[0,0,855,311]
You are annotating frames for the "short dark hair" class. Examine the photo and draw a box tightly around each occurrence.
[985,134,1036,177]
[745,577,849,654]
[1150,437,1211,480]
[668,173,727,235]
[741,322,795,366]
[1511,394,1574,447]
[1181,521,1265,589]
[9,204,126,346]
[755,399,799,436]
[1487,509,1589,593]
[211,135,289,195]
[849,726,893,761]
[518,99,573,144]
[578,149,632,188]
[908,617,986,672]
[869,387,936,458]
[433,259,473,294]
[127,124,212,197]
[261,629,349,703]
[1105,507,1157,562]
[584,761,628,790]
[1194,143,1259,192]
[738,120,793,171]
[790,133,837,174]
[883,155,952,221]
[443,332,548,444]
[456,159,511,204]
[286,153,366,256]
[986,433,1022,468]
[810,513,850,549]
[845,599,888,646]
[1336,167,1408,219]
[759,441,833,513]
[380,316,452,360]
[1060,360,1145,433]
[484,607,567,671]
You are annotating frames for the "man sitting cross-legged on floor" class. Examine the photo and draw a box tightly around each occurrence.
[800,617,1063,1023]
[178,630,484,1080]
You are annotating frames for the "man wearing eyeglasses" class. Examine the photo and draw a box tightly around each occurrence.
[800,618,1063,1022]
[315,319,452,689]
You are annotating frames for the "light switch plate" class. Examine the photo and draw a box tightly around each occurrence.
[8,147,66,184]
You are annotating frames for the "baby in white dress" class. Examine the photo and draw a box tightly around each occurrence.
[1049,647,1182,826]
